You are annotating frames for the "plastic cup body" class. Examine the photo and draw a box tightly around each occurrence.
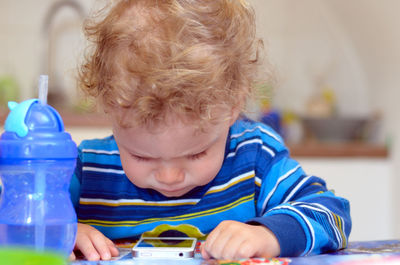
[0,159,77,256]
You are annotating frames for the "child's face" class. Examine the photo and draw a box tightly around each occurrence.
[113,116,234,197]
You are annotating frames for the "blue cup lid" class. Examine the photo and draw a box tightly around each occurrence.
[0,99,77,159]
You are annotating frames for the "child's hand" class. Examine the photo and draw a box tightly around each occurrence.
[69,223,119,261]
[201,220,280,260]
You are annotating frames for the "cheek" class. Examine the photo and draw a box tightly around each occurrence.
[120,155,152,187]
[190,152,225,185]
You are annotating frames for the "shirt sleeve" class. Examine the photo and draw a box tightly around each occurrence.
[247,148,351,257]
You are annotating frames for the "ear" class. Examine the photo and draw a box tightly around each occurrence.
[229,107,241,126]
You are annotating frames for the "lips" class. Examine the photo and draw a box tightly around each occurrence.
[158,187,189,197]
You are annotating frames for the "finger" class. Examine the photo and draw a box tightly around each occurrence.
[75,234,100,261]
[69,251,76,261]
[89,232,114,260]
[220,234,247,260]
[202,225,222,259]
[105,237,120,257]
[204,222,234,259]
[200,243,212,259]
[232,238,258,260]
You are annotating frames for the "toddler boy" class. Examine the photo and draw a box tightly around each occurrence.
[70,0,351,261]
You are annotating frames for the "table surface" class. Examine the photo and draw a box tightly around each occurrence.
[70,240,400,265]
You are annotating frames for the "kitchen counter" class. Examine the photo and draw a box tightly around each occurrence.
[288,141,388,158]
[0,108,111,127]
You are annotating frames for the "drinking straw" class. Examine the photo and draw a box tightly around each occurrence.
[35,74,49,251]
[38,75,48,105]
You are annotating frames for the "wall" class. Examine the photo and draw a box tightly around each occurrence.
[249,0,371,117]
[0,0,96,106]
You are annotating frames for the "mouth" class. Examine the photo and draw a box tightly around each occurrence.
[157,187,189,197]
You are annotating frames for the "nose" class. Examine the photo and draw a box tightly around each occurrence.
[155,166,185,185]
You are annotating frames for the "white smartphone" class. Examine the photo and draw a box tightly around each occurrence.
[132,237,197,259]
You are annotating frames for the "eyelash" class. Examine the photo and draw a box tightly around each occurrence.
[188,151,207,160]
[131,154,151,162]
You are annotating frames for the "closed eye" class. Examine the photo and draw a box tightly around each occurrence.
[187,151,207,160]
[130,153,152,162]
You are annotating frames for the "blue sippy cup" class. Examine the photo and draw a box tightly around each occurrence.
[0,75,77,257]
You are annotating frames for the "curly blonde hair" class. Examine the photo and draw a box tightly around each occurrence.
[79,0,262,128]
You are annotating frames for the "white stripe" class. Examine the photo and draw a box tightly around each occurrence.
[282,175,312,203]
[307,204,343,247]
[255,177,262,186]
[226,138,263,158]
[262,145,275,157]
[83,166,125,175]
[80,197,200,205]
[206,171,255,193]
[82,149,120,155]
[267,205,315,255]
[261,165,301,213]
[231,125,283,143]
[296,203,343,247]
[292,202,343,247]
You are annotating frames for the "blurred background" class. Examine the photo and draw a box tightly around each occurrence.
[0,0,399,242]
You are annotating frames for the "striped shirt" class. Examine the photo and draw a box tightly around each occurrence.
[69,119,351,256]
